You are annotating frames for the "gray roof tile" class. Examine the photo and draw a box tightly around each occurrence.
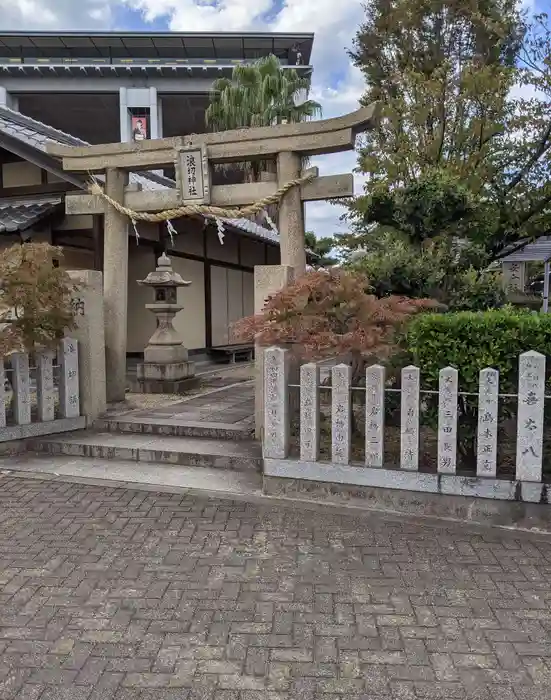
[501,237,551,263]
[0,196,62,232]
[223,217,279,244]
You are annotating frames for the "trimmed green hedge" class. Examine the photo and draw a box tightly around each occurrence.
[405,309,551,467]
[405,308,551,391]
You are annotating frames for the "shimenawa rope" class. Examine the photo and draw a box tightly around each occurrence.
[88,169,316,224]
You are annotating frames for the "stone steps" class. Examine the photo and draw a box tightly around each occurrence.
[93,416,254,441]
[0,453,262,495]
[29,430,262,472]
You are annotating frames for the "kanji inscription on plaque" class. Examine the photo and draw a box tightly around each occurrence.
[176,144,211,204]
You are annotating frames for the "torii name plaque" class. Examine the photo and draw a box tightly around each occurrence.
[175,144,211,205]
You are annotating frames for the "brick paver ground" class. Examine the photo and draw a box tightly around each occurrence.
[0,477,550,700]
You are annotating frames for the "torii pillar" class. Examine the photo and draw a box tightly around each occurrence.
[103,168,129,402]
[277,151,306,274]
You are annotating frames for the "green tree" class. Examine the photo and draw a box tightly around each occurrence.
[345,230,505,311]
[345,0,551,261]
[304,231,338,267]
[205,55,322,225]
[205,54,322,133]
[340,170,495,252]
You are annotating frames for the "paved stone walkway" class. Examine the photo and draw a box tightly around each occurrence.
[116,381,254,429]
[0,478,550,700]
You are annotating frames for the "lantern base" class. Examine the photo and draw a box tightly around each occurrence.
[143,343,189,365]
[137,359,195,383]
[135,359,197,394]
[130,375,200,395]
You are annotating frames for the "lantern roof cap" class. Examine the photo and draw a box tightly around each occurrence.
[138,253,191,287]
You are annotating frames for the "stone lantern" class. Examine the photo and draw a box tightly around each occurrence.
[136,253,197,393]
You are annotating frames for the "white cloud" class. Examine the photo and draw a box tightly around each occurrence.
[0,0,113,28]
[1,0,367,237]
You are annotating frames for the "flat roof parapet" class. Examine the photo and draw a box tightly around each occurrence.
[0,31,314,64]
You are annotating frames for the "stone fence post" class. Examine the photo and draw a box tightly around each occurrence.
[253,265,294,439]
[67,270,107,423]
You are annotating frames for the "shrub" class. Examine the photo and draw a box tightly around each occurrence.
[405,308,551,466]
[348,234,505,311]
[233,268,435,383]
[406,308,551,391]
[0,243,78,355]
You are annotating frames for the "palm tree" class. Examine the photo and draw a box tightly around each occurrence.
[205,54,322,133]
[205,55,322,225]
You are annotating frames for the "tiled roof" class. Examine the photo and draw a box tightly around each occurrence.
[0,105,280,245]
[501,237,551,263]
[222,217,279,244]
[0,196,62,232]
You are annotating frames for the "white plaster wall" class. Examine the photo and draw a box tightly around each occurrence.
[2,161,42,187]
[127,245,157,354]
[210,265,229,347]
[171,257,206,351]
[243,271,254,317]
[227,267,244,327]
[210,265,255,347]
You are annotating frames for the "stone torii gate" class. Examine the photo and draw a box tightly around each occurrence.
[46,104,379,403]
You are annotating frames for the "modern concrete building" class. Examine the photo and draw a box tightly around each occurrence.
[0,31,315,360]
[0,31,313,144]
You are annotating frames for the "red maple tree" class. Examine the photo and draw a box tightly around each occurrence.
[233,269,435,380]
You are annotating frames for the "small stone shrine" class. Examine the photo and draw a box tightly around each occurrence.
[135,253,197,393]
